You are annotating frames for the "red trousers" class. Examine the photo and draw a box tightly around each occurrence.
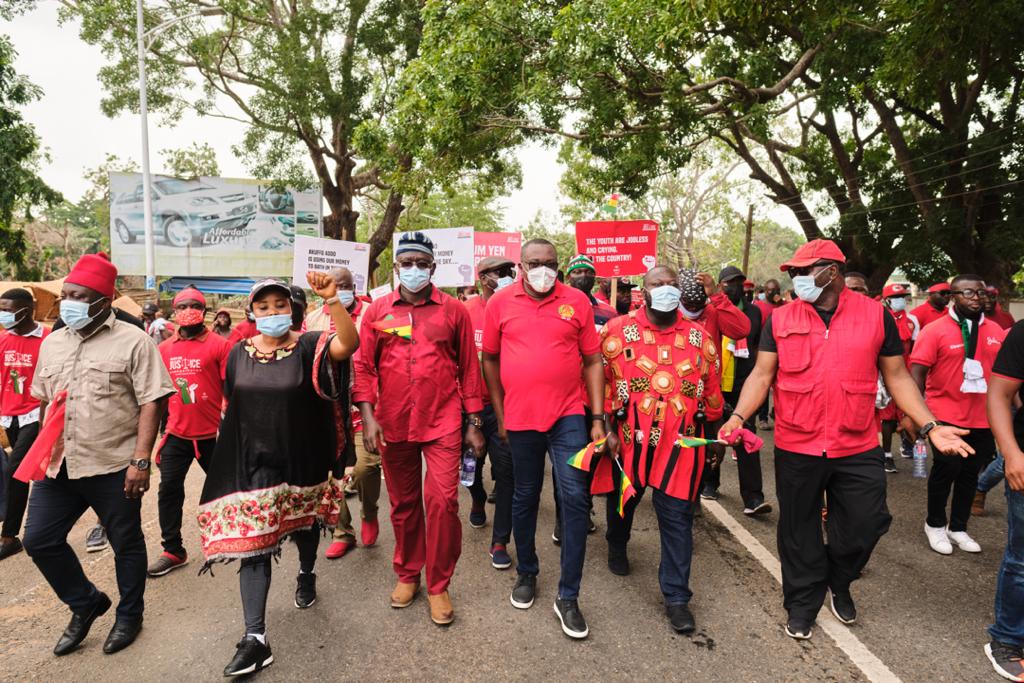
[381,428,462,595]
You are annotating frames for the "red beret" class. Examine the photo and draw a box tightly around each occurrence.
[173,287,207,307]
[927,282,951,294]
[66,254,117,299]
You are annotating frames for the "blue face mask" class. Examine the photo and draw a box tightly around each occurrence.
[338,290,355,307]
[255,313,293,338]
[398,266,431,293]
[888,297,907,312]
[60,299,102,331]
[648,285,681,312]
[0,310,21,329]
[495,276,514,291]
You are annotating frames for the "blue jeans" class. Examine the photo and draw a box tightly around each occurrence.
[990,481,1024,646]
[507,415,589,600]
[979,453,1005,493]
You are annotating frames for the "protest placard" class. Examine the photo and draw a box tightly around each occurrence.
[292,235,370,293]
[473,231,522,268]
[393,227,475,287]
[574,220,659,277]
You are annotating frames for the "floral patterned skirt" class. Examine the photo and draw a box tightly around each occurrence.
[198,477,345,564]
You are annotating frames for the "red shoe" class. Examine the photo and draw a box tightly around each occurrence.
[325,539,355,559]
[361,519,380,547]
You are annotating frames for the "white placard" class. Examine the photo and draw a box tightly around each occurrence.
[292,235,370,294]
[392,227,475,288]
[369,283,393,300]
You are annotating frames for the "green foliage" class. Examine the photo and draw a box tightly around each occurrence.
[160,142,220,179]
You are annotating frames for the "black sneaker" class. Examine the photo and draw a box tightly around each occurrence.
[666,603,695,634]
[743,500,772,516]
[552,519,561,546]
[0,537,23,561]
[785,616,814,640]
[85,525,108,553]
[469,505,487,529]
[884,457,898,474]
[224,636,274,677]
[510,574,536,609]
[608,545,630,576]
[699,486,719,501]
[829,589,856,625]
[553,598,589,639]
[986,640,1024,682]
[295,572,317,609]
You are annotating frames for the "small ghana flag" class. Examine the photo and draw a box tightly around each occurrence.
[371,313,412,340]
[567,437,606,472]
[675,436,720,448]
[601,192,620,215]
[616,467,638,517]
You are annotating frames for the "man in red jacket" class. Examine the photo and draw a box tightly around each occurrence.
[0,288,47,561]
[911,282,952,330]
[593,265,724,634]
[721,239,972,640]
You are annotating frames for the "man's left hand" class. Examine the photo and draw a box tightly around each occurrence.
[590,419,606,444]
[124,464,150,499]
[465,425,486,456]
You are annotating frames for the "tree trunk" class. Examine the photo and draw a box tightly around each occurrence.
[367,190,406,271]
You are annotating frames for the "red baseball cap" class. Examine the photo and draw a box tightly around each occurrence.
[882,283,910,298]
[66,254,117,299]
[743,279,755,288]
[927,282,951,294]
[779,239,846,272]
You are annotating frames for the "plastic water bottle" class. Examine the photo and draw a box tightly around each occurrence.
[912,439,928,478]
[460,447,477,488]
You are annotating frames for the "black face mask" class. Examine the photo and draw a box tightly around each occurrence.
[570,274,596,294]
[615,297,631,315]
[180,322,206,336]
[723,283,743,305]
[743,291,754,303]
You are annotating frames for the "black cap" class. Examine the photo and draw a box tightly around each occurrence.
[718,265,745,283]
[288,285,307,306]
[142,302,158,314]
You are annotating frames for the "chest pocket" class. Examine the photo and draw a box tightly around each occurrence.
[83,359,129,398]
[36,364,63,402]
[775,323,812,373]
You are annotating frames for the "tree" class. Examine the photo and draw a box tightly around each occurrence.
[402,1,1024,291]
[160,141,220,178]
[61,0,430,268]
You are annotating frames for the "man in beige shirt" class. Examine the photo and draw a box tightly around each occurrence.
[23,254,172,658]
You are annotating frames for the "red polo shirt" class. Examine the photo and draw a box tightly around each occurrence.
[909,313,1006,428]
[910,301,948,330]
[482,280,600,431]
[353,286,484,443]
[0,325,47,417]
[159,329,233,439]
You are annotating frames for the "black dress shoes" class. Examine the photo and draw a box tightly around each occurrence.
[103,617,143,654]
[53,592,112,656]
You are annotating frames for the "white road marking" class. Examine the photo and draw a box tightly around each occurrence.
[703,499,904,683]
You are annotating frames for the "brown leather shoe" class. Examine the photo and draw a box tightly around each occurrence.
[972,491,987,517]
[390,581,420,608]
[428,591,454,625]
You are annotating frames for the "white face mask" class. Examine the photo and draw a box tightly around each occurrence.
[888,297,907,312]
[680,305,703,320]
[525,266,556,294]
[757,293,766,301]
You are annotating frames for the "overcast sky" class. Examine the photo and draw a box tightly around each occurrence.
[5,3,567,231]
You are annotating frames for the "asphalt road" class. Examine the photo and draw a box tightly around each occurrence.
[0,430,1008,682]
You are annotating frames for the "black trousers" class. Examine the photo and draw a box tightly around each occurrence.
[467,405,514,545]
[927,427,996,532]
[2,416,40,538]
[23,463,146,620]
[775,447,891,621]
[703,388,764,507]
[157,434,214,556]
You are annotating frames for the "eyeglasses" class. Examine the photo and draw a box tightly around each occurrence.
[396,259,432,270]
[522,260,558,271]
[952,289,984,299]
[787,261,833,277]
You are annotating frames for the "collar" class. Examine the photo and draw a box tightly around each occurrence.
[9,323,43,338]
[173,327,209,343]
[949,307,985,327]
[512,278,567,303]
[73,310,116,341]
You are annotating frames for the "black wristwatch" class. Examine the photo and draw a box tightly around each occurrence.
[466,415,483,429]
[590,413,606,422]
[920,421,940,439]
[130,458,151,471]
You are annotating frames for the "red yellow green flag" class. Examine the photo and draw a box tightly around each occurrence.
[676,436,720,448]
[601,192,620,215]
[616,467,637,517]
[567,437,606,472]
[371,313,412,340]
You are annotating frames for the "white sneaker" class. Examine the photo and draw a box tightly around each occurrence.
[925,524,953,555]
[947,529,982,553]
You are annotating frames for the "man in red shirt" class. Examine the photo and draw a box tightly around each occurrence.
[147,288,232,577]
[595,276,636,315]
[592,265,725,634]
[482,238,605,640]
[878,283,920,471]
[985,286,1016,330]
[354,231,485,626]
[682,270,751,356]
[720,239,971,640]
[0,288,47,561]
[911,274,1006,555]
[464,255,516,569]
[911,282,952,330]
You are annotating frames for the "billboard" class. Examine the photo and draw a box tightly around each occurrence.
[109,172,322,278]
[473,231,521,269]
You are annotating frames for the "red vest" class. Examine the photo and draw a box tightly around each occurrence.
[772,288,884,457]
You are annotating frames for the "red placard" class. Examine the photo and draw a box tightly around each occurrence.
[575,220,659,277]
[474,231,522,269]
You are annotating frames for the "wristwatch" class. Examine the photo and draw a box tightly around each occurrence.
[130,458,151,471]
[467,415,483,429]
[920,421,940,438]
[590,413,606,422]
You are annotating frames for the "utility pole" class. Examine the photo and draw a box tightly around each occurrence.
[741,204,753,274]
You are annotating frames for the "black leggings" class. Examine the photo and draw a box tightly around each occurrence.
[239,524,319,634]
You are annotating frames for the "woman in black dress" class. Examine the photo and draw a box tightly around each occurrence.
[197,273,358,677]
